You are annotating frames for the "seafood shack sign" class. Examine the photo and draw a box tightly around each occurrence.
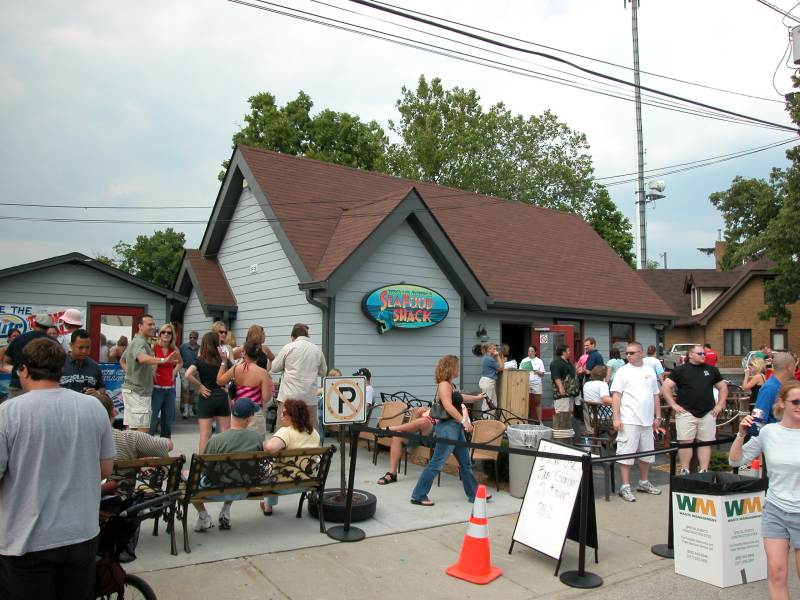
[362,284,449,334]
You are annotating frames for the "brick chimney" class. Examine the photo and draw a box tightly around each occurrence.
[714,241,727,271]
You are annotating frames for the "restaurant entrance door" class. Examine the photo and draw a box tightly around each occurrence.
[88,304,145,362]
[531,325,575,419]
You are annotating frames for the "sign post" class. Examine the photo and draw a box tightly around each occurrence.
[322,376,367,542]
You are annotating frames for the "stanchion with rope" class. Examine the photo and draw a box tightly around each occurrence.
[651,443,677,559]
[559,453,603,589]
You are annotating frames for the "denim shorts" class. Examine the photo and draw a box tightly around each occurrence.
[762,501,800,548]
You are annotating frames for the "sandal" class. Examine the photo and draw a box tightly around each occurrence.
[410,497,435,506]
[259,501,273,516]
[377,472,398,485]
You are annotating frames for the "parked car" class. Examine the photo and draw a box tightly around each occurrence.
[662,343,699,370]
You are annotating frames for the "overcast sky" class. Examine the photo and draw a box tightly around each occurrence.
[1,0,796,272]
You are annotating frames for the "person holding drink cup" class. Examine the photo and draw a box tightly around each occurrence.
[729,381,800,600]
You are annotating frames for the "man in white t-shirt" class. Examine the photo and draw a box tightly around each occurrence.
[642,345,665,383]
[610,341,663,502]
[519,347,545,420]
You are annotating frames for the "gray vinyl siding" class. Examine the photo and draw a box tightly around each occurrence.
[333,221,461,401]
[182,289,209,338]
[462,312,499,392]
[584,319,657,356]
[0,263,166,325]
[216,188,321,347]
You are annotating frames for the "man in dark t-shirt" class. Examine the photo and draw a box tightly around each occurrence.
[661,344,728,474]
[60,329,105,395]
[2,314,51,399]
[550,344,577,429]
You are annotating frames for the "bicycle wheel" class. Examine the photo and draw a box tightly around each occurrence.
[106,573,157,600]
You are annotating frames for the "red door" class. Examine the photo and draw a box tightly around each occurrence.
[88,304,145,362]
[531,325,574,420]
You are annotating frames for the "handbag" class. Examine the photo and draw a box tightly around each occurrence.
[428,388,451,421]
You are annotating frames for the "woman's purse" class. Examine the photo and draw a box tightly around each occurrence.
[428,388,451,421]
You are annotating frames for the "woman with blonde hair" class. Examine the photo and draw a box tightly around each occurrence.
[150,323,183,438]
[743,357,767,407]
[211,321,233,363]
[410,355,487,506]
[730,381,800,599]
[478,342,502,412]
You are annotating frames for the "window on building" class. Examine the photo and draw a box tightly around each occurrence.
[771,329,788,352]
[723,329,752,356]
[610,322,635,356]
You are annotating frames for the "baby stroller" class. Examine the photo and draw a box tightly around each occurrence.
[96,482,180,599]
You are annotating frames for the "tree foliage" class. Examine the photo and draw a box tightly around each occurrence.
[709,76,800,322]
[220,91,387,179]
[97,228,186,288]
[225,77,635,266]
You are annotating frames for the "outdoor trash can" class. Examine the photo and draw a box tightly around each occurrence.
[507,424,552,498]
[672,471,768,588]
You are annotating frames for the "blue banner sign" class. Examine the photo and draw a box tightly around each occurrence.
[100,363,125,424]
[362,284,449,334]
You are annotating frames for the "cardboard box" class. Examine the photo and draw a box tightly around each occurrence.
[673,490,766,587]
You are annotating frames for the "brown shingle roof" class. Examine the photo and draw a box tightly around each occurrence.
[637,269,696,321]
[185,250,236,308]
[237,146,675,318]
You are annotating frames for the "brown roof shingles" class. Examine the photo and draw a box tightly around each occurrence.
[237,146,675,319]
[185,249,236,308]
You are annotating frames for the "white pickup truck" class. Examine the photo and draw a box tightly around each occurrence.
[661,343,699,370]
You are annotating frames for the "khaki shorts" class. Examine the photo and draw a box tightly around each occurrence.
[478,377,497,411]
[529,381,543,395]
[676,411,716,442]
[122,389,151,429]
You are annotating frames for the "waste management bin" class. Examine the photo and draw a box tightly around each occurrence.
[507,424,552,498]
[672,472,768,587]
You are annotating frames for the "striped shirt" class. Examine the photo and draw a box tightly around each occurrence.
[112,429,170,460]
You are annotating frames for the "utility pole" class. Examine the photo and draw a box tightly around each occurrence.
[628,0,647,269]
[660,251,668,269]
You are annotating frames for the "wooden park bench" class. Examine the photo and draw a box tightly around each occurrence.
[180,446,335,553]
[111,455,186,556]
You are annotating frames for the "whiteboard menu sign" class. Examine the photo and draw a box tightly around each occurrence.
[512,439,585,559]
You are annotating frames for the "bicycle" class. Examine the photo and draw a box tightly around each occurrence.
[96,486,181,599]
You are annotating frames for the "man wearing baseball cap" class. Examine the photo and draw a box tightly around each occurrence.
[57,308,83,353]
[191,398,263,533]
[2,314,52,401]
[353,368,375,409]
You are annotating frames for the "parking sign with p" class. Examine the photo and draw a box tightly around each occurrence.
[322,376,367,425]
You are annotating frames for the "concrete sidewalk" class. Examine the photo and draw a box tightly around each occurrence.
[126,419,796,599]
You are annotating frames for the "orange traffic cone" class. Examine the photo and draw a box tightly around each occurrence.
[446,484,503,584]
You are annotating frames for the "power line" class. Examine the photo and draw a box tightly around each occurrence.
[364,0,783,104]
[755,0,800,23]
[347,0,798,133]
[222,0,791,132]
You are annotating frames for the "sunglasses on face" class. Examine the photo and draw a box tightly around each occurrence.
[786,399,800,407]
[218,331,227,336]
[693,351,705,356]
[161,331,173,336]
[625,351,640,355]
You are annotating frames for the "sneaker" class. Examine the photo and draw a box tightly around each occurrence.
[618,485,636,502]
[193,513,214,532]
[636,480,662,495]
[679,468,690,476]
[698,469,708,474]
[218,514,231,530]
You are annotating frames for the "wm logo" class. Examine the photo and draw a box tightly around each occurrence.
[725,497,762,517]
[676,494,717,517]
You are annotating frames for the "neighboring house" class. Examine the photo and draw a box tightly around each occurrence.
[173,145,675,405]
[639,243,796,368]
[0,252,185,361]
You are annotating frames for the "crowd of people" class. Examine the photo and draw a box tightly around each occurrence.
[2,310,799,598]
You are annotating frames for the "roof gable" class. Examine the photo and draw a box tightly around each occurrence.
[204,146,674,319]
[0,252,184,301]
[175,250,237,316]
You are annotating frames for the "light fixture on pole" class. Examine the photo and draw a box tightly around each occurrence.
[635,180,667,268]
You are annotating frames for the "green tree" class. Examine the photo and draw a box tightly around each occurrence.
[98,228,186,288]
[708,77,800,321]
[220,91,387,179]
[225,78,635,265]
[386,76,634,265]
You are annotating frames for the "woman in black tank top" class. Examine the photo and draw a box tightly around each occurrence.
[409,355,488,506]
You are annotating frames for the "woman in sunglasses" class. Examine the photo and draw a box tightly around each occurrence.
[150,323,182,438]
[729,381,800,599]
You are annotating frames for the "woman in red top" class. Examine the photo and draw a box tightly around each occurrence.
[150,323,182,438]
